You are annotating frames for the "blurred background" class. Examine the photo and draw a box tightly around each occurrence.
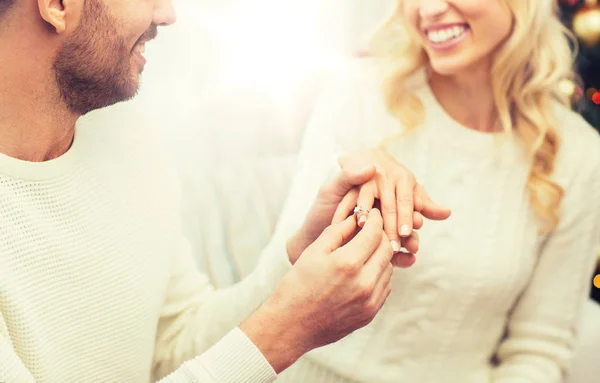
[90,0,600,300]
[559,0,600,128]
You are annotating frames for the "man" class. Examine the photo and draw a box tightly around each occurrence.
[0,0,396,382]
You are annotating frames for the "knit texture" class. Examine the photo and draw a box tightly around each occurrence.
[265,61,600,383]
[0,114,287,383]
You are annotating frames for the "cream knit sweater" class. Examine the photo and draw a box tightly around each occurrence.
[260,61,600,383]
[0,116,292,382]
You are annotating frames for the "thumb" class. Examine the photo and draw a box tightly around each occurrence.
[420,198,452,221]
[329,166,377,199]
[310,215,358,254]
[415,184,451,221]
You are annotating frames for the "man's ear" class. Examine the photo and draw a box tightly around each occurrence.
[37,0,80,34]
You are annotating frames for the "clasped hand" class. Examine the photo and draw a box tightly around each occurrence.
[334,148,451,268]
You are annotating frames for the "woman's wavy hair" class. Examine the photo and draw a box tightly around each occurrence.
[369,0,576,232]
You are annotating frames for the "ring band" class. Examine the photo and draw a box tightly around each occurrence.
[353,206,370,216]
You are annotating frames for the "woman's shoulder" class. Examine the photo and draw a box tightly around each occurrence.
[552,104,600,182]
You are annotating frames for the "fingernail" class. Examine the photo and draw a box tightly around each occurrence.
[358,215,367,225]
[400,225,411,236]
[391,240,401,252]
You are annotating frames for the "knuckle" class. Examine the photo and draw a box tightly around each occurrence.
[386,262,394,273]
[364,302,378,317]
[397,193,413,203]
[357,317,374,329]
[324,225,344,243]
[335,258,360,275]
[392,166,409,178]
[387,246,395,261]
[323,224,338,236]
[384,285,393,299]
[357,279,376,299]
[363,299,380,318]
[384,229,398,239]
[384,238,394,253]
[378,257,391,273]
[378,241,393,262]
[382,204,397,215]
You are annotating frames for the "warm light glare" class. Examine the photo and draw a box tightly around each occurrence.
[205,1,343,90]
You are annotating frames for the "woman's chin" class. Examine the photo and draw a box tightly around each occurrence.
[428,58,469,77]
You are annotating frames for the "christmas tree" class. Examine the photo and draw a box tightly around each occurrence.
[558,0,600,302]
[559,0,600,130]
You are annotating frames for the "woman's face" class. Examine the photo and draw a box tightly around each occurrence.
[402,0,513,76]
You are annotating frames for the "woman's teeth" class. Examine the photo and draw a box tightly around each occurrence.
[134,44,146,54]
[427,25,468,44]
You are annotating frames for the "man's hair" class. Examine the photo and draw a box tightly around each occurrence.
[0,0,16,18]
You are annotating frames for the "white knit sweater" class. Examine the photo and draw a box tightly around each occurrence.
[0,115,292,382]
[261,61,600,383]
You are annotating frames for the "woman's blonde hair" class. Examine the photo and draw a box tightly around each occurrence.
[370,0,576,232]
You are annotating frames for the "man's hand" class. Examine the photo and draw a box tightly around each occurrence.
[286,166,377,265]
[241,209,393,374]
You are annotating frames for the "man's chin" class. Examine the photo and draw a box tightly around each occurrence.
[74,83,140,116]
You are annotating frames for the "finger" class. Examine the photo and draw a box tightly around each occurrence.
[391,252,416,268]
[337,150,370,169]
[332,187,359,224]
[379,178,401,253]
[363,229,394,279]
[355,183,376,228]
[413,211,424,230]
[339,209,384,264]
[414,192,424,213]
[402,231,419,255]
[370,263,394,307]
[311,215,358,254]
[414,184,451,221]
[319,166,377,206]
[395,175,415,237]
[375,278,393,312]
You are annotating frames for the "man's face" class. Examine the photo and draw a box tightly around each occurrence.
[53,0,166,115]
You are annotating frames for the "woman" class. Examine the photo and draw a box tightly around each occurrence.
[261,0,600,382]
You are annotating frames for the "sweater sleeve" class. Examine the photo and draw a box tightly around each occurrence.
[150,162,293,380]
[151,227,292,381]
[152,62,373,381]
[154,66,367,380]
[0,327,36,383]
[157,328,276,383]
[492,129,600,382]
[0,325,275,383]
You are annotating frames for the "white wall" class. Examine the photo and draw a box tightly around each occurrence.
[88,0,396,166]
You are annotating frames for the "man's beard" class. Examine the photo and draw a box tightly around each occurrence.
[53,0,153,115]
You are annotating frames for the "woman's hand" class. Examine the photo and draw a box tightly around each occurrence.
[334,148,451,267]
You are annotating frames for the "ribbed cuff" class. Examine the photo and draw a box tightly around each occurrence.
[186,328,277,383]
